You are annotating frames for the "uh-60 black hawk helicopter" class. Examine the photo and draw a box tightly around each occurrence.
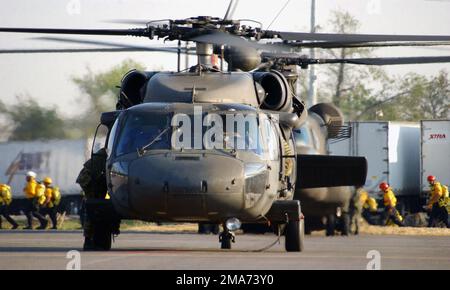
[2,3,450,251]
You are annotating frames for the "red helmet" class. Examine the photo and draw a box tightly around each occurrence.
[379,182,389,191]
[427,175,436,183]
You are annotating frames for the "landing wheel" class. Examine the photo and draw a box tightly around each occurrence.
[285,219,304,252]
[326,214,336,237]
[92,223,112,251]
[219,229,235,250]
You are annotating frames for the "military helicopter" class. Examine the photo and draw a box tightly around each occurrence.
[2,1,450,251]
[292,103,354,236]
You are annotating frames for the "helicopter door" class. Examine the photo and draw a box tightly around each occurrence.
[91,124,109,157]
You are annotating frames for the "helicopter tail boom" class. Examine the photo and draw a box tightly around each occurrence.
[296,154,367,189]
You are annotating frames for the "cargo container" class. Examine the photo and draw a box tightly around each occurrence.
[420,120,450,195]
[328,121,421,211]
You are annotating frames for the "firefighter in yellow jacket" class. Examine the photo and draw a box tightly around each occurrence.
[41,177,61,230]
[23,171,48,230]
[426,175,449,228]
[361,190,378,225]
[350,188,379,235]
[0,184,18,229]
[379,182,404,227]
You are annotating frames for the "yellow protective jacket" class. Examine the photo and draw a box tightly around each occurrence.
[429,182,449,208]
[359,191,369,205]
[366,197,378,212]
[428,182,444,207]
[44,186,54,208]
[359,191,378,212]
[23,179,38,199]
[24,179,46,205]
[44,186,61,208]
[35,183,46,205]
[383,189,397,208]
[0,184,13,206]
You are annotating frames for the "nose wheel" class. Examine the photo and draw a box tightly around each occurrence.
[219,227,235,249]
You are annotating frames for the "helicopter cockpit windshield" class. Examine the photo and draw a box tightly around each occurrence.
[115,111,173,157]
[111,108,270,157]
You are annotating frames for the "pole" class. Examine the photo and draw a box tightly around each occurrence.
[177,40,181,72]
[307,0,316,107]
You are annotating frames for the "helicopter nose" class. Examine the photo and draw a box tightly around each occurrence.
[128,153,245,221]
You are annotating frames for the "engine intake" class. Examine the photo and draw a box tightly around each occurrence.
[117,70,148,109]
[309,103,346,139]
[252,71,292,112]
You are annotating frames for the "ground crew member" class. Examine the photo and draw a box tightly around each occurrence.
[76,148,108,250]
[426,175,449,228]
[23,171,48,230]
[350,188,379,235]
[349,188,363,235]
[363,195,378,224]
[380,182,404,227]
[42,177,61,230]
[0,184,18,229]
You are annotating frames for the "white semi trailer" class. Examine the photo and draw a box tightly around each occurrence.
[0,139,90,214]
[420,120,450,196]
[328,121,422,212]
[0,139,89,196]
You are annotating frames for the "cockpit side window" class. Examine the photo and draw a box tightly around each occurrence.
[106,118,119,157]
[260,115,279,161]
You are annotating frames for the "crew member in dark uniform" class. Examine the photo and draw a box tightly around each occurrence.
[76,148,108,250]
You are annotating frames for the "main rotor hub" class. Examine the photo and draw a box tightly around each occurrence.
[145,16,263,41]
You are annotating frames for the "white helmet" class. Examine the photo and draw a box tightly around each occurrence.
[26,171,37,178]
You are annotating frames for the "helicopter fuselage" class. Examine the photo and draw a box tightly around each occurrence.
[105,102,294,223]
[100,69,300,224]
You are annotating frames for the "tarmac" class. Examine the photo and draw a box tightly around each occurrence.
[0,231,449,270]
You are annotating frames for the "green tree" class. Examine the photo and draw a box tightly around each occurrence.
[0,96,67,141]
[373,71,450,121]
[315,11,389,120]
[70,59,145,137]
[73,59,145,115]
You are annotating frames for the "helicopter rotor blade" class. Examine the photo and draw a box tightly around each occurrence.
[0,48,165,54]
[33,36,193,54]
[0,27,148,37]
[105,19,151,25]
[0,26,285,52]
[292,41,450,49]
[266,31,450,43]
[309,56,450,66]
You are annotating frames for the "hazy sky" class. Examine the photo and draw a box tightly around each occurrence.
[1,0,450,117]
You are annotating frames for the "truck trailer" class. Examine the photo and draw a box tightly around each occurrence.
[420,120,450,196]
[0,139,89,214]
[328,121,421,212]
